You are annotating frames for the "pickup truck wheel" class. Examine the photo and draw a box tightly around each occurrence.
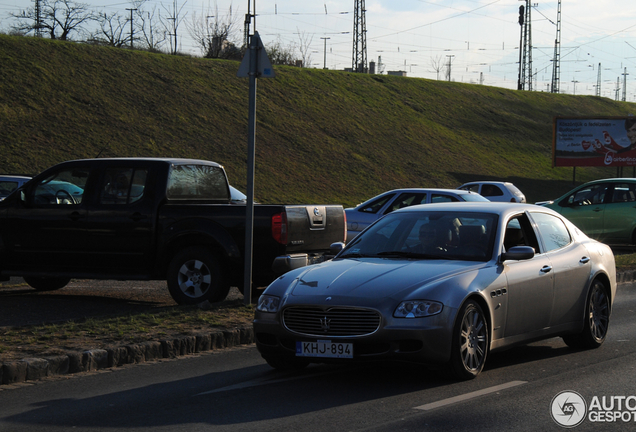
[167,247,230,305]
[24,276,71,291]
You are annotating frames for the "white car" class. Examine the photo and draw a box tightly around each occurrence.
[0,175,31,201]
[345,188,489,242]
[458,181,526,203]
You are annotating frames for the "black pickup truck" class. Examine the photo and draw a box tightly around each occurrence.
[0,158,346,304]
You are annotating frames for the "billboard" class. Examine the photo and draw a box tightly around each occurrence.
[553,117,636,167]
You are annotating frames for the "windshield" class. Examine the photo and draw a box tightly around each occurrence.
[341,211,498,262]
[462,193,490,202]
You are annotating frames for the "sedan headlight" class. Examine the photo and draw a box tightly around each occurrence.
[394,300,443,318]
[256,295,280,313]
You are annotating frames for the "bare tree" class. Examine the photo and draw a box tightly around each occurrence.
[296,28,313,68]
[162,0,187,55]
[11,0,96,40]
[430,55,444,80]
[91,12,130,47]
[265,37,299,66]
[135,3,168,52]
[187,2,240,59]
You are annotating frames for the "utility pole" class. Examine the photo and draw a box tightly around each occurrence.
[244,0,255,48]
[622,67,629,102]
[571,78,578,95]
[517,0,533,91]
[321,37,330,69]
[551,0,561,93]
[352,0,367,73]
[596,63,601,97]
[34,0,42,37]
[126,8,137,49]
[446,55,454,81]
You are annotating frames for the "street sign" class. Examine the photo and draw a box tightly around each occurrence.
[237,32,275,78]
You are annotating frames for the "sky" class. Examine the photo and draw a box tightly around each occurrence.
[2,0,636,100]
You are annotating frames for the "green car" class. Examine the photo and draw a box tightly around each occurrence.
[543,178,636,245]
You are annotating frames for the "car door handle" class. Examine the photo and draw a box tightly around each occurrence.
[580,256,591,264]
[130,213,148,222]
[540,265,552,273]
[67,211,85,221]
[593,207,602,212]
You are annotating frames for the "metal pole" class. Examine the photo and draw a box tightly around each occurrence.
[243,34,258,305]
[321,37,330,69]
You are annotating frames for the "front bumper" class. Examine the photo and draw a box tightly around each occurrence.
[253,307,455,366]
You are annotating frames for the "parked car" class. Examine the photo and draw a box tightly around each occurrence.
[543,178,636,245]
[457,181,526,203]
[254,202,616,380]
[0,158,346,304]
[0,175,31,201]
[345,188,489,242]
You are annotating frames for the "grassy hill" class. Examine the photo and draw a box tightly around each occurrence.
[1,34,635,207]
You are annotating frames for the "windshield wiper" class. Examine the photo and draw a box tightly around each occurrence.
[376,251,445,260]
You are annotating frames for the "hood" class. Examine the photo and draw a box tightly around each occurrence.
[288,258,484,299]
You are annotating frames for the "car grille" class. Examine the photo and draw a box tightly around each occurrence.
[282,307,381,337]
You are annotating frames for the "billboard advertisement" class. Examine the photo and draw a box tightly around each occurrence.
[553,117,636,167]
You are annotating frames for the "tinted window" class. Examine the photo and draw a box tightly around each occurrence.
[384,192,427,214]
[0,181,19,197]
[167,164,229,200]
[360,193,395,214]
[531,212,571,252]
[609,183,636,203]
[564,183,609,206]
[431,193,459,203]
[481,184,504,197]
[33,169,88,206]
[100,168,148,205]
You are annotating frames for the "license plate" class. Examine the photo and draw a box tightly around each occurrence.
[296,340,353,358]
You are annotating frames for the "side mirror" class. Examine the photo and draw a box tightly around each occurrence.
[501,245,535,261]
[330,242,346,256]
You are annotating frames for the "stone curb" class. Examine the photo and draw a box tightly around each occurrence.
[3,272,635,387]
[1,326,254,386]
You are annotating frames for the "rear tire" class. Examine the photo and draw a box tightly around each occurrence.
[562,279,610,349]
[24,277,71,291]
[167,247,230,305]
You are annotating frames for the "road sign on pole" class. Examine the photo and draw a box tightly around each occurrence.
[237,31,275,305]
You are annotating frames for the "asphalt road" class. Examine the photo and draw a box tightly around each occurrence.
[1,283,635,431]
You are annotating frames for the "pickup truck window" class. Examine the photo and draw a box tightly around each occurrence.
[167,164,229,200]
[100,168,148,205]
[33,168,88,205]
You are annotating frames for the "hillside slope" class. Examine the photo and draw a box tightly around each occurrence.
[1,34,635,205]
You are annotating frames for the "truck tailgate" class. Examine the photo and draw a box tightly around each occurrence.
[284,205,345,252]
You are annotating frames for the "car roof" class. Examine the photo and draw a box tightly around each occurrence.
[578,178,636,185]
[393,201,553,217]
[459,181,515,186]
[0,175,32,181]
[379,188,480,194]
[54,158,224,168]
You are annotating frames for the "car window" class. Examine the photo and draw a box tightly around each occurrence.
[609,183,636,203]
[360,193,396,214]
[503,214,541,252]
[531,212,571,252]
[0,181,19,197]
[565,183,609,206]
[32,169,88,206]
[481,184,504,197]
[461,184,480,193]
[343,211,498,262]
[100,168,148,205]
[384,192,427,214]
[167,164,229,200]
[431,193,459,203]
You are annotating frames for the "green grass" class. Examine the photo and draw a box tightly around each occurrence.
[1,34,636,207]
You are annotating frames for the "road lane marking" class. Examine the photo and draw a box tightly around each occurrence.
[413,380,527,411]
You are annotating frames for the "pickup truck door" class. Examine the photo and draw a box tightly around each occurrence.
[2,166,92,272]
[83,166,156,275]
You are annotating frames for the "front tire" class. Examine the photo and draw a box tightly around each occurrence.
[24,276,71,291]
[562,279,610,349]
[448,300,489,380]
[167,247,230,305]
